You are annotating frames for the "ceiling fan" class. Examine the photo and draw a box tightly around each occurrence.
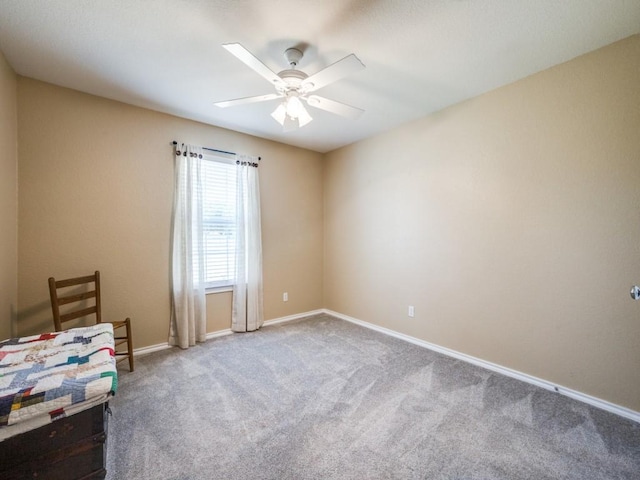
[214,43,365,132]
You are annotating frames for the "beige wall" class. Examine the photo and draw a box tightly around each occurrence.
[0,50,18,340]
[17,78,323,348]
[324,35,640,411]
[12,34,640,412]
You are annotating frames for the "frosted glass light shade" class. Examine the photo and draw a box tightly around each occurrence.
[271,97,313,130]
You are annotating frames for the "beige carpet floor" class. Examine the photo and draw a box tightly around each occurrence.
[106,314,640,479]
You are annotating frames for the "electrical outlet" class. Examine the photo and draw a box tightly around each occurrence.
[408,305,415,317]
[283,292,288,302]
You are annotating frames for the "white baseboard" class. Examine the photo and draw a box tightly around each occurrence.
[323,309,640,424]
[206,328,233,339]
[133,342,172,357]
[263,309,325,327]
[133,310,323,358]
[133,328,234,357]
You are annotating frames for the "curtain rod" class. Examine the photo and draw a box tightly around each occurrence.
[172,141,260,160]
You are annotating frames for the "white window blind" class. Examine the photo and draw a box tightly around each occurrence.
[199,155,237,288]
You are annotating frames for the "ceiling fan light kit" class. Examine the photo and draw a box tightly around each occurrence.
[215,43,365,132]
[270,95,313,132]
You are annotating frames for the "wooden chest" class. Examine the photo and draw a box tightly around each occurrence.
[0,403,109,480]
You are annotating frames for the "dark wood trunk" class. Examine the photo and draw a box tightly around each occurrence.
[0,403,109,480]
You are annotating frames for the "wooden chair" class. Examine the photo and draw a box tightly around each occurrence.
[48,271,134,371]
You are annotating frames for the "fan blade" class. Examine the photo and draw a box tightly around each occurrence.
[302,54,365,92]
[306,95,364,120]
[215,93,281,108]
[222,43,286,88]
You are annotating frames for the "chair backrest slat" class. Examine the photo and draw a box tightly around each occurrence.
[57,290,97,306]
[59,306,98,323]
[54,275,97,288]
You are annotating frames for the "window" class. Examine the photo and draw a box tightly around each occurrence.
[199,155,237,289]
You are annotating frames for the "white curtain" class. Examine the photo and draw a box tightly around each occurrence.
[232,155,264,332]
[169,144,207,348]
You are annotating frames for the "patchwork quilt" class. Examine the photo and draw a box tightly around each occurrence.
[0,323,117,440]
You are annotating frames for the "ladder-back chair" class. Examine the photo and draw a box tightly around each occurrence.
[48,271,134,371]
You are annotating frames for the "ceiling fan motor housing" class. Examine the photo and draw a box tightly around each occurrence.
[276,68,309,93]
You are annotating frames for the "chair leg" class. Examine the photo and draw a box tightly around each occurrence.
[125,317,134,372]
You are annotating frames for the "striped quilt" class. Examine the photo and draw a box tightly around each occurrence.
[0,323,117,439]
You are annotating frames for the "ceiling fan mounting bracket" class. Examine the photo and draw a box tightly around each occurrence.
[284,47,303,67]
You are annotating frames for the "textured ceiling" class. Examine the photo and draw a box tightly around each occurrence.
[0,0,638,153]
